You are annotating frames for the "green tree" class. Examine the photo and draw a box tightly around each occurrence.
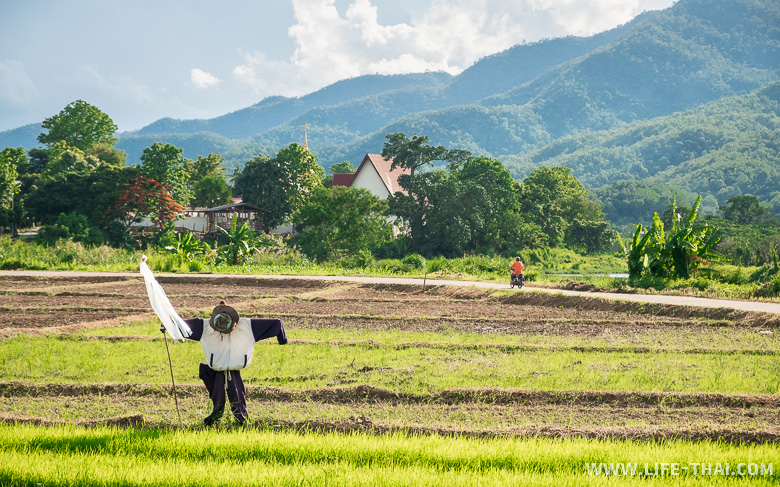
[520,166,604,247]
[382,132,470,177]
[233,145,325,231]
[275,143,325,213]
[187,153,226,183]
[323,160,357,187]
[720,195,772,225]
[0,147,22,234]
[25,148,49,174]
[452,156,526,253]
[193,174,232,208]
[382,133,471,254]
[0,148,22,209]
[329,160,356,175]
[140,143,192,206]
[232,154,290,231]
[25,165,133,227]
[90,143,127,167]
[40,141,101,180]
[294,186,392,262]
[566,219,616,254]
[38,100,118,153]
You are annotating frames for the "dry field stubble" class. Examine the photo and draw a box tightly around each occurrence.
[0,274,778,443]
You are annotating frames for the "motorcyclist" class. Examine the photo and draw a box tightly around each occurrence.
[509,257,524,286]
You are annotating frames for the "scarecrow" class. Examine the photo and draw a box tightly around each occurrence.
[140,256,287,426]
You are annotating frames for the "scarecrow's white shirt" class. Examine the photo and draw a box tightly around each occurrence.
[200,317,255,371]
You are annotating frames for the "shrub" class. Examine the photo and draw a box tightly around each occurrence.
[375,259,405,274]
[426,257,448,273]
[35,225,70,246]
[342,250,376,269]
[754,275,780,298]
[402,253,427,270]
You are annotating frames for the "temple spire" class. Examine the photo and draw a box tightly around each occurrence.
[303,122,309,151]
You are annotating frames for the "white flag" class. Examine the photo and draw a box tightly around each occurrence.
[139,256,191,342]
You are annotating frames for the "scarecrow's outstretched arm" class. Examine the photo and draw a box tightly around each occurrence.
[183,319,204,341]
[251,319,287,344]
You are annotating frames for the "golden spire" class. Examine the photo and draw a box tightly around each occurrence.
[303,122,309,151]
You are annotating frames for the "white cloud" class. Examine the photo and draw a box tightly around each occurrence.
[191,68,221,89]
[527,0,658,36]
[0,59,38,105]
[230,0,676,99]
[0,0,677,131]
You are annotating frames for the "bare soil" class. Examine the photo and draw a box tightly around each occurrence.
[1,383,777,443]
[1,273,778,443]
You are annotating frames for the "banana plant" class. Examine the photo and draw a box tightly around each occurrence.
[665,195,728,278]
[216,214,268,266]
[625,194,729,280]
[626,223,651,278]
[163,231,211,264]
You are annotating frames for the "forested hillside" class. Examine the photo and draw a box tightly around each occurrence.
[508,82,780,221]
[1,0,778,216]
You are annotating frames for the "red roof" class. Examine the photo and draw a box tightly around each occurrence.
[354,153,409,196]
[332,173,355,187]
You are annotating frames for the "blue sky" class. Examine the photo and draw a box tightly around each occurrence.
[0,0,676,133]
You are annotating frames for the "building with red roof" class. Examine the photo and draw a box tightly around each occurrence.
[332,153,409,199]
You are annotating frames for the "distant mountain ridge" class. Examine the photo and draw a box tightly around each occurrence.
[1,0,778,214]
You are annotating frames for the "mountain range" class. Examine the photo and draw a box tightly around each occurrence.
[2,0,778,220]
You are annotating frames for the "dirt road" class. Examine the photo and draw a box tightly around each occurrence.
[1,269,779,314]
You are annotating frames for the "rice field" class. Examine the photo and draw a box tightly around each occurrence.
[0,273,778,485]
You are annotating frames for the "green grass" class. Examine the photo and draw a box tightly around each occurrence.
[1,424,777,486]
[3,331,778,394]
[2,236,777,301]
[80,320,780,354]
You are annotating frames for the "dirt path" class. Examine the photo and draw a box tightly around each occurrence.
[2,269,779,315]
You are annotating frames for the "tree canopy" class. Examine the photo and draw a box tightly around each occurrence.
[294,186,392,262]
[140,143,192,206]
[520,166,606,247]
[38,100,118,153]
[233,144,324,231]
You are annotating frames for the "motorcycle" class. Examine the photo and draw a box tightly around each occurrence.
[510,271,524,289]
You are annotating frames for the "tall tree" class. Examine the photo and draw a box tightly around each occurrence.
[452,156,525,253]
[187,153,226,183]
[0,147,23,210]
[233,145,324,231]
[113,175,184,230]
[382,133,470,177]
[520,166,604,247]
[294,186,392,262]
[193,174,232,208]
[232,154,290,232]
[38,100,118,153]
[720,195,772,225]
[274,143,325,213]
[140,143,192,206]
[382,133,471,253]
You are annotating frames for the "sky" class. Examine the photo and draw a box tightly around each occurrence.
[1,0,676,133]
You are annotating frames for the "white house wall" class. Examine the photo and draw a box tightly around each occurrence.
[132,215,208,232]
[351,165,391,200]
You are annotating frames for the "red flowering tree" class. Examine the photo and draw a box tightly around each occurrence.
[113,175,183,230]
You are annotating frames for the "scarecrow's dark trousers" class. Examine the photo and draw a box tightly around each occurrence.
[199,363,248,424]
